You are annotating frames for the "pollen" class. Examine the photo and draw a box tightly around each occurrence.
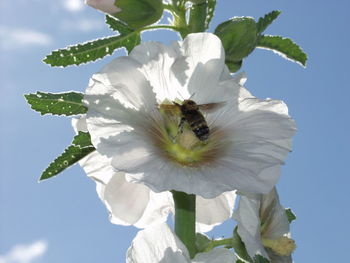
[262,236,296,256]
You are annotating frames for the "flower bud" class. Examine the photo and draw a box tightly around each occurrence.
[113,0,164,29]
[214,17,258,71]
[85,0,121,15]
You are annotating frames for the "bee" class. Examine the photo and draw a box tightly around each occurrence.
[160,99,225,141]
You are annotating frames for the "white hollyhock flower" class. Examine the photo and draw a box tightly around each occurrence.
[234,188,295,262]
[126,223,236,262]
[84,32,296,198]
[85,0,121,14]
[73,117,236,230]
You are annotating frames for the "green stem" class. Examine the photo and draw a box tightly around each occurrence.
[172,190,196,258]
[168,1,189,38]
[141,25,181,31]
[204,238,233,252]
[188,1,207,33]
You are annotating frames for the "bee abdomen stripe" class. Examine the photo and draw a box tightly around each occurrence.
[190,120,204,128]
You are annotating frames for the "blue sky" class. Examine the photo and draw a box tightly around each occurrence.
[1,0,349,262]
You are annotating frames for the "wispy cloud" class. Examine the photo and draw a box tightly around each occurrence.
[62,0,84,12]
[0,240,48,263]
[60,18,104,32]
[0,26,52,50]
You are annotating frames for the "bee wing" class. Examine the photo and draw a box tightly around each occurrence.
[197,102,227,112]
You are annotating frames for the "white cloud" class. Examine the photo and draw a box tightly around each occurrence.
[0,240,48,263]
[62,0,84,12]
[0,26,52,50]
[60,18,104,32]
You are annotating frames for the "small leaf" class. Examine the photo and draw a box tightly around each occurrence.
[44,32,140,67]
[72,131,94,148]
[285,208,297,223]
[257,35,307,66]
[205,0,217,29]
[40,132,95,181]
[256,10,281,34]
[24,92,87,116]
[105,15,133,34]
[253,255,270,263]
[232,227,252,262]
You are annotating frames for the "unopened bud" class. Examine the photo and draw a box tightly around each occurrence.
[113,0,164,29]
[214,17,258,72]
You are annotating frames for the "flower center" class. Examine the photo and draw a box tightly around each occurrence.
[151,102,227,167]
[261,236,296,256]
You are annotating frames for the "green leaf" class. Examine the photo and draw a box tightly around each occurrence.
[236,260,246,263]
[40,132,95,181]
[105,15,141,53]
[257,35,307,66]
[105,15,133,34]
[24,92,87,116]
[205,0,217,29]
[44,32,140,67]
[253,255,270,263]
[256,10,281,34]
[285,208,297,223]
[72,131,94,148]
[232,227,252,262]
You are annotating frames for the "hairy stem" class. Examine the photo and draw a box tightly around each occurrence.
[204,238,233,252]
[188,1,207,33]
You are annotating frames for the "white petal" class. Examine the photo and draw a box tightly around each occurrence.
[85,93,153,158]
[102,174,172,228]
[260,188,290,239]
[86,56,157,111]
[79,151,114,185]
[192,248,236,263]
[196,191,236,233]
[130,41,189,102]
[85,0,121,14]
[181,33,224,76]
[78,140,172,227]
[126,223,190,263]
[233,195,269,259]
[181,33,226,103]
[71,116,88,133]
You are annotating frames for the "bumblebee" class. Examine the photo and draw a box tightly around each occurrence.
[160,100,225,141]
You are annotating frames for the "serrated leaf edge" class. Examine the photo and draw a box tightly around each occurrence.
[256,10,281,34]
[24,91,87,117]
[256,35,307,67]
[38,146,95,181]
[43,33,138,67]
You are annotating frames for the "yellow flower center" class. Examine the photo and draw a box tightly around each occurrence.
[261,236,296,256]
[149,102,227,167]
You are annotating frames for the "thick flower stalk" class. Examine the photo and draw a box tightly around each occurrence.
[126,223,236,262]
[84,32,296,199]
[72,117,236,231]
[234,188,296,262]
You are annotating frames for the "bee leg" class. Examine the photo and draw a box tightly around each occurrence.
[177,117,186,136]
